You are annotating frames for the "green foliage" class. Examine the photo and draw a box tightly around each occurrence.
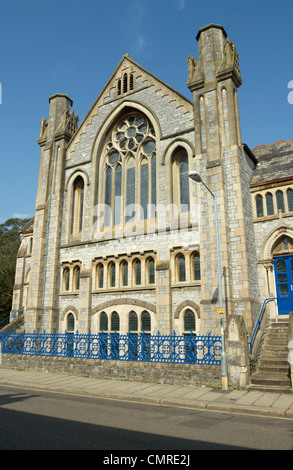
[0,218,30,321]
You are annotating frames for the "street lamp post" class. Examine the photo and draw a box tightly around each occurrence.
[189,170,228,390]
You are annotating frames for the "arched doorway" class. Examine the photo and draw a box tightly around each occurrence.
[273,236,293,315]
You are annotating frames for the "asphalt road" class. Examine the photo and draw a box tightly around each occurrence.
[0,385,293,451]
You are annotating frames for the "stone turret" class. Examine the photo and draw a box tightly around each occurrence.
[187,24,260,332]
[25,94,78,332]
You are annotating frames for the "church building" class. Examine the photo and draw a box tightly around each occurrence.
[12,23,293,341]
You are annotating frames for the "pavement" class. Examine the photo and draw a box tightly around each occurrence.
[1,367,293,419]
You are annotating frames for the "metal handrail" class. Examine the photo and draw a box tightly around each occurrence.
[0,307,24,330]
[249,298,277,354]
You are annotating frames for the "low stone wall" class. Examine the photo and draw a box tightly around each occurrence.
[1,354,221,387]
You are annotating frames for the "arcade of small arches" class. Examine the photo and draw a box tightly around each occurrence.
[254,186,293,219]
[61,249,201,294]
[62,306,198,336]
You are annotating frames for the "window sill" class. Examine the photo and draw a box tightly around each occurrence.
[60,292,79,296]
[92,286,156,294]
[171,282,201,289]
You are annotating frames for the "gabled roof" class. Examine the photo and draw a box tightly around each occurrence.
[20,217,34,234]
[66,55,193,156]
[251,139,293,186]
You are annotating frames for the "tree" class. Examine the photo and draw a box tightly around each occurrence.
[0,218,30,321]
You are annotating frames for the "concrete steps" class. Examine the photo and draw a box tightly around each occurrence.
[250,319,292,393]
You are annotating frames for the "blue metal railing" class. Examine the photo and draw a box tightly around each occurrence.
[0,329,222,365]
[0,308,24,331]
[249,298,277,354]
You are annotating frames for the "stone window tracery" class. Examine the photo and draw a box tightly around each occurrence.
[103,111,157,227]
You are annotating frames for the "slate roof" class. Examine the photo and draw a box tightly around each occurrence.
[251,139,293,186]
[20,217,34,234]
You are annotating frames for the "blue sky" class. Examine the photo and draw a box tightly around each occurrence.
[0,0,293,224]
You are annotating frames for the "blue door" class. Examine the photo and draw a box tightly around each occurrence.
[274,256,293,315]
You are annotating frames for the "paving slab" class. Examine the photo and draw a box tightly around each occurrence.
[235,391,265,405]
[1,368,293,418]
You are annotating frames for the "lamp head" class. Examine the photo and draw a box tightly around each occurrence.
[188,171,202,183]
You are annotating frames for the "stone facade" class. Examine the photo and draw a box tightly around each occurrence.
[12,24,293,340]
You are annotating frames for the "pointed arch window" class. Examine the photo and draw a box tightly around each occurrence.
[71,176,84,234]
[96,263,104,289]
[73,266,80,290]
[183,309,196,333]
[63,267,70,291]
[172,149,190,212]
[67,313,75,332]
[100,312,108,332]
[109,262,116,288]
[129,311,138,332]
[104,162,122,227]
[191,252,200,281]
[141,311,151,332]
[179,155,190,210]
[287,188,293,212]
[102,111,156,227]
[276,190,285,213]
[146,257,155,284]
[133,259,141,285]
[121,260,128,286]
[177,254,186,282]
[111,312,120,332]
[256,194,263,218]
[126,157,136,223]
[266,192,274,216]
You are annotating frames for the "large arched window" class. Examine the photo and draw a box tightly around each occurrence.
[71,175,84,234]
[102,111,157,227]
[172,149,190,212]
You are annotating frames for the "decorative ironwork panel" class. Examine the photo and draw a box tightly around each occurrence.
[0,330,221,365]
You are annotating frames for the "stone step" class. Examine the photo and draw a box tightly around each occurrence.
[257,365,290,375]
[249,383,292,394]
[265,333,288,340]
[251,372,291,387]
[250,318,291,393]
[260,351,288,359]
[266,331,288,338]
[263,341,288,348]
[259,358,289,367]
